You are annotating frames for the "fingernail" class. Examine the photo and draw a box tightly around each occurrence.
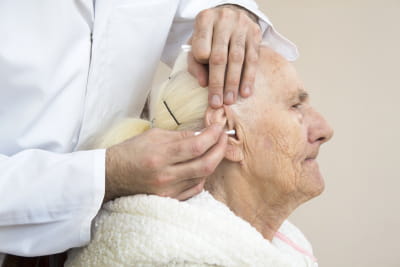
[225,92,234,104]
[211,94,221,107]
[243,86,251,97]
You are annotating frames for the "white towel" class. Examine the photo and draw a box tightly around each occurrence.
[66,191,317,267]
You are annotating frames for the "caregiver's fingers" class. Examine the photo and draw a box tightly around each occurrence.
[207,21,232,108]
[223,28,246,105]
[176,179,207,201]
[187,51,209,88]
[170,132,228,181]
[239,27,262,98]
[153,177,203,198]
[190,5,262,108]
[191,9,214,64]
[104,125,226,202]
[164,133,226,200]
[165,124,225,164]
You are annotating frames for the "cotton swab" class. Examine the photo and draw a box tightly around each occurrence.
[181,44,192,52]
[194,129,235,136]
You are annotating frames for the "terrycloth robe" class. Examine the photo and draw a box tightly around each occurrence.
[65,191,318,267]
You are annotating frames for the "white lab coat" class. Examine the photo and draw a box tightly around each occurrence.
[0,0,298,258]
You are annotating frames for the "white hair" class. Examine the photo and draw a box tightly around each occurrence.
[95,51,244,148]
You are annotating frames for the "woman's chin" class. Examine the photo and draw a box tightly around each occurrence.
[302,159,325,198]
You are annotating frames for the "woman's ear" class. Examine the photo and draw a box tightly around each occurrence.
[204,106,244,162]
[204,106,227,127]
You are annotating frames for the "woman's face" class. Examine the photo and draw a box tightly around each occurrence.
[240,47,333,203]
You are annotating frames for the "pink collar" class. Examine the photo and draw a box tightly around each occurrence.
[274,231,318,262]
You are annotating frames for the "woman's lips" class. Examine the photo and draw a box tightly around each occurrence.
[304,158,317,164]
[305,151,319,162]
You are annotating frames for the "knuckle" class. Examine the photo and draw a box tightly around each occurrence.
[190,141,205,157]
[193,48,211,61]
[208,80,224,90]
[226,77,240,88]
[229,49,244,63]
[201,160,216,176]
[210,53,227,65]
[219,7,235,20]
[253,25,262,36]
[197,51,210,62]
[142,155,161,169]
[153,173,171,187]
[238,12,250,24]
[197,9,213,21]
[246,52,259,64]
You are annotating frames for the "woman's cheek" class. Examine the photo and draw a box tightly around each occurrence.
[295,110,304,123]
[271,114,305,159]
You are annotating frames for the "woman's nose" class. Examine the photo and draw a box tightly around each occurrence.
[308,109,334,144]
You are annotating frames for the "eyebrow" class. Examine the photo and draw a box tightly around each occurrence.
[288,87,309,103]
[299,90,309,102]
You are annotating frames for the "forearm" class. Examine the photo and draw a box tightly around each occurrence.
[104,145,131,202]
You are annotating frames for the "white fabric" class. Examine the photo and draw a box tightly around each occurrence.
[65,191,317,267]
[0,0,298,256]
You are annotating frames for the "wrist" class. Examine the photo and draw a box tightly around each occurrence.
[218,4,259,25]
[105,146,119,202]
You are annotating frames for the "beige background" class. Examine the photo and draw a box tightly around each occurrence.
[263,1,400,267]
[153,1,400,266]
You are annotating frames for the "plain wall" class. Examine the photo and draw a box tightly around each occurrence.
[152,1,400,266]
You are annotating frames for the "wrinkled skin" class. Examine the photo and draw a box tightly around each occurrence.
[206,46,334,240]
[245,47,332,202]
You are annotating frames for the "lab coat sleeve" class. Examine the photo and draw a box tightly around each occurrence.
[161,0,299,67]
[0,149,105,256]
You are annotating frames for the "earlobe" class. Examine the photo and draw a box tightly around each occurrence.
[204,106,244,163]
[225,139,244,162]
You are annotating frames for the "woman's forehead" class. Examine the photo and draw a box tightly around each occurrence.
[257,47,304,101]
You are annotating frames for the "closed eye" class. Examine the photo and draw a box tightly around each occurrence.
[289,88,308,110]
[291,103,302,109]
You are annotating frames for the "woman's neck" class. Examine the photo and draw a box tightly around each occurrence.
[205,164,301,241]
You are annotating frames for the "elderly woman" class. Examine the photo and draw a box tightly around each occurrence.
[65,46,333,267]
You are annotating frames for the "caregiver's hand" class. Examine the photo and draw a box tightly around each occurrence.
[188,4,262,108]
[104,124,227,202]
